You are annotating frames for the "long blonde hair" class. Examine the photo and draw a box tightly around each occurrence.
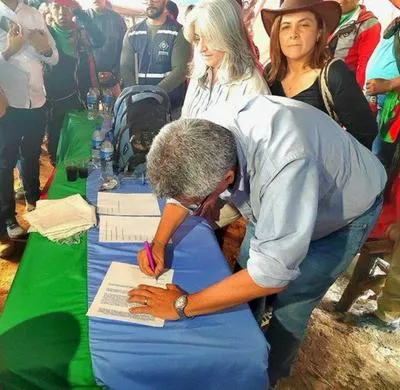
[185,0,259,87]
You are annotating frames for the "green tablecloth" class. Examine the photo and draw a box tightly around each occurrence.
[0,111,102,389]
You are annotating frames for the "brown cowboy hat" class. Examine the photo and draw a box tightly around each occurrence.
[261,0,341,36]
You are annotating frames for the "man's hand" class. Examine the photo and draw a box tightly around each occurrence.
[98,72,113,84]
[2,23,24,60]
[137,241,166,278]
[27,29,51,55]
[128,284,184,320]
[386,222,400,250]
[365,78,393,95]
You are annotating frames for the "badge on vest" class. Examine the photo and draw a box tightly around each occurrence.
[158,40,169,57]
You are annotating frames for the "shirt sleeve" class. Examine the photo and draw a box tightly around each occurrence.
[354,20,381,89]
[158,29,191,93]
[31,14,59,66]
[247,157,319,288]
[120,30,136,88]
[180,78,197,118]
[75,9,105,49]
[329,59,377,149]
[113,15,128,78]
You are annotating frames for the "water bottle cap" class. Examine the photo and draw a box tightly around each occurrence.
[93,130,104,141]
[101,140,114,152]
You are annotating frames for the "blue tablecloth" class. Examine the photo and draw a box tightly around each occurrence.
[86,172,269,390]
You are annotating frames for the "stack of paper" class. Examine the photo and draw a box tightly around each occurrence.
[87,262,174,327]
[97,193,161,243]
[24,194,97,242]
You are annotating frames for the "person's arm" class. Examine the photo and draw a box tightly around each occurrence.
[74,9,105,49]
[365,76,400,95]
[130,156,320,319]
[120,30,136,88]
[329,59,377,149]
[0,88,8,118]
[355,20,381,88]
[27,13,59,65]
[112,15,128,80]
[137,202,189,277]
[158,29,191,93]
[0,24,24,62]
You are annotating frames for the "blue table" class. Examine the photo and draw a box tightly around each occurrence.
[86,172,269,389]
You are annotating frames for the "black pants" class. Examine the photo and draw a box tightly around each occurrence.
[47,94,82,165]
[0,106,46,233]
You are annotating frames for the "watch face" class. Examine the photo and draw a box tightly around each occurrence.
[175,295,187,310]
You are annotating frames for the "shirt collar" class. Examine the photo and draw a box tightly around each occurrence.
[14,0,23,13]
[221,140,248,198]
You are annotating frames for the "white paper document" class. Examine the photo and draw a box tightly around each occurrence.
[97,193,161,216]
[99,215,161,243]
[24,194,97,241]
[87,262,174,327]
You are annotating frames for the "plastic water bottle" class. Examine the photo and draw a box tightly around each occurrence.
[91,128,104,168]
[87,88,99,120]
[102,89,114,116]
[100,139,119,190]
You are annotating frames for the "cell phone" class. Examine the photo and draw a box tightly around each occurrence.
[0,16,12,33]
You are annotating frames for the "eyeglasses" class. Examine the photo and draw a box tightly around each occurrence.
[185,194,211,215]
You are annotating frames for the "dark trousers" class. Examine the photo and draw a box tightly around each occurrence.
[372,135,397,172]
[47,94,82,165]
[0,106,46,233]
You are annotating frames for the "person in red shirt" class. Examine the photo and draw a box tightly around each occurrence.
[329,0,381,89]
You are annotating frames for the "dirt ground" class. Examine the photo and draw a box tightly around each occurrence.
[0,152,399,389]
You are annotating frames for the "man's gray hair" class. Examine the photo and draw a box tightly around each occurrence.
[147,119,238,199]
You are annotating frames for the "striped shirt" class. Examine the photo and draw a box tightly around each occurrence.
[181,67,270,118]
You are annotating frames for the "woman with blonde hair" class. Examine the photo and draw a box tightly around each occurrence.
[181,0,269,118]
[263,0,377,149]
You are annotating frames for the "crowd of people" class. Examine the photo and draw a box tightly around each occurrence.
[0,0,399,387]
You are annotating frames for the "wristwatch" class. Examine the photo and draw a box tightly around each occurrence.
[174,294,190,319]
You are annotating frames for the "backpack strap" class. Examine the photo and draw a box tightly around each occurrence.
[393,30,400,74]
[319,58,341,124]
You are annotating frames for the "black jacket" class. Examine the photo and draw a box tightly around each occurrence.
[85,9,127,87]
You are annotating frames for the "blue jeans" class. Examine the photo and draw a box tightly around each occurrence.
[372,135,396,172]
[238,195,383,385]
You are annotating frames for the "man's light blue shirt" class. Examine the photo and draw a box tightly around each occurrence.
[204,96,387,288]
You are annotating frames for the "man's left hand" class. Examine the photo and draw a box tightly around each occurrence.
[365,78,393,95]
[98,72,113,84]
[27,29,51,55]
[128,284,185,320]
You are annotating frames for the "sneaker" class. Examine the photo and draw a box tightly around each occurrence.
[6,222,25,239]
[354,313,400,333]
[0,236,15,258]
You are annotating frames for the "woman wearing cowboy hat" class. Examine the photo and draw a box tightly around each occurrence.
[262,0,377,150]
